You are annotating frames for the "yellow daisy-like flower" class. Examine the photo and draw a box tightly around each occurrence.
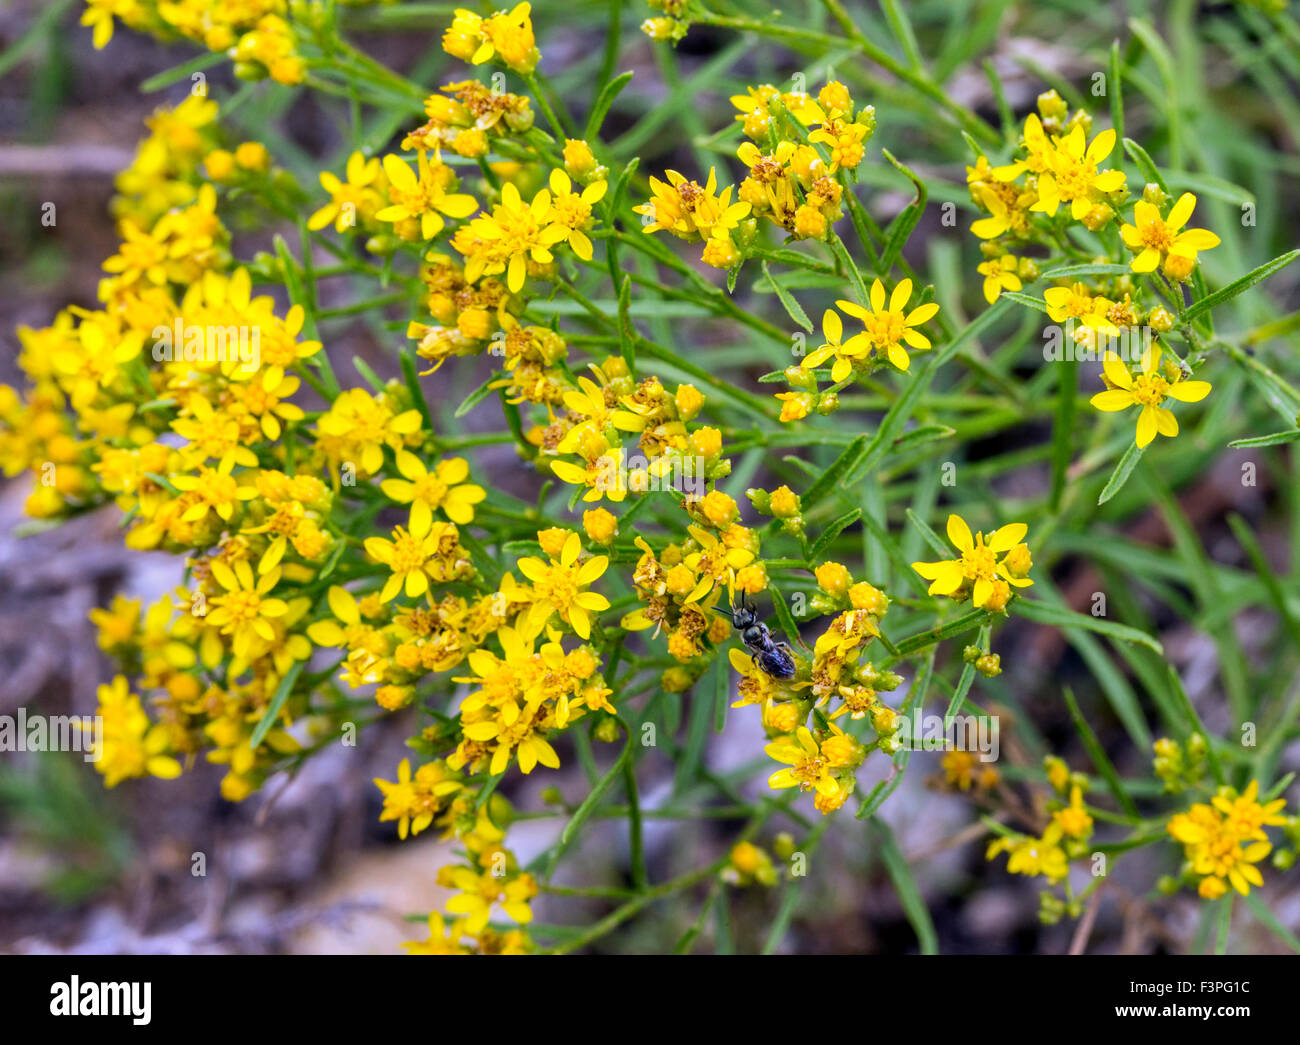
[911,514,1033,610]
[1119,192,1220,274]
[206,559,290,660]
[1043,282,1112,325]
[443,866,537,935]
[373,758,463,840]
[404,911,471,955]
[765,726,841,798]
[308,151,383,233]
[376,151,478,241]
[381,450,486,532]
[545,169,606,260]
[800,308,872,383]
[680,524,755,604]
[169,459,257,523]
[561,375,647,435]
[517,530,610,639]
[992,112,1056,182]
[1031,125,1126,220]
[987,822,1069,883]
[465,180,568,293]
[835,279,940,373]
[365,515,452,602]
[1168,781,1286,898]
[1089,344,1211,448]
[86,675,183,788]
[977,255,1022,304]
[634,168,751,242]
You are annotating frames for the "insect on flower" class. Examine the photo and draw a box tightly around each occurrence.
[717,591,796,679]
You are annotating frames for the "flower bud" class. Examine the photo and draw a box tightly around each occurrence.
[1147,306,1175,332]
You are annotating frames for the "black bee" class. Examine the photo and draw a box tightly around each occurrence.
[719,592,797,679]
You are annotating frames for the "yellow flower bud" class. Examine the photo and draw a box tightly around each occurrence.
[582,508,618,545]
[1003,542,1032,578]
[848,582,888,616]
[675,383,705,420]
[204,149,236,181]
[769,485,800,518]
[815,562,851,595]
[235,141,270,171]
[563,138,597,176]
[700,490,739,527]
[734,562,768,594]
[537,527,572,557]
[765,701,801,733]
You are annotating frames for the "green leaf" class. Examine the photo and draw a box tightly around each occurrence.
[762,261,814,333]
[769,585,809,652]
[1227,429,1300,448]
[400,349,433,431]
[272,236,319,341]
[453,375,499,419]
[1039,263,1133,279]
[1050,357,1078,510]
[1183,250,1300,324]
[873,820,938,954]
[1098,442,1144,505]
[1108,40,1125,142]
[880,150,927,274]
[1063,687,1140,819]
[1000,290,1050,314]
[894,424,955,450]
[561,736,631,849]
[1245,893,1300,954]
[616,272,637,374]
[801,434,867,511]
[140,51,225,93]
[809,508,861,560]
[249,661,304,750]
[1011,597,1163,653]
[880,0,924,70]
[1122,137,1169,193]
[905,507,950,557]
[584,70,633,139]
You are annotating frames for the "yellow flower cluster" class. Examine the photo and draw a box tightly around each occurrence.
[636,80,873,268]
[81,0,309,84]
[1167,781,1287,899]
[911,514,1034,613]
[967,93,1220,450]
[986,767,1095,887]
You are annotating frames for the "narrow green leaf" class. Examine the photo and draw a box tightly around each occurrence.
[1122,137,1169,192]
[562,737,631,847]
[1227,430,1300,448]
[880,150,927,274]
[1011,597,1163,653]
[1050,356,1078,511]
[1183,250,1300,324]
[873,820,939,954]
[801,434,867,511]
[249,661,304,750]
[905,508,951,558]
[584,70,633,139]
[1245,893,1300,954]
[762,261,814,333]
[769,585,809,652]
[454,375,499,418]
[1098,442,1144,505]
[1000,290,1050,314]
[1063,686,1140,819]
[809,508,861,560]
